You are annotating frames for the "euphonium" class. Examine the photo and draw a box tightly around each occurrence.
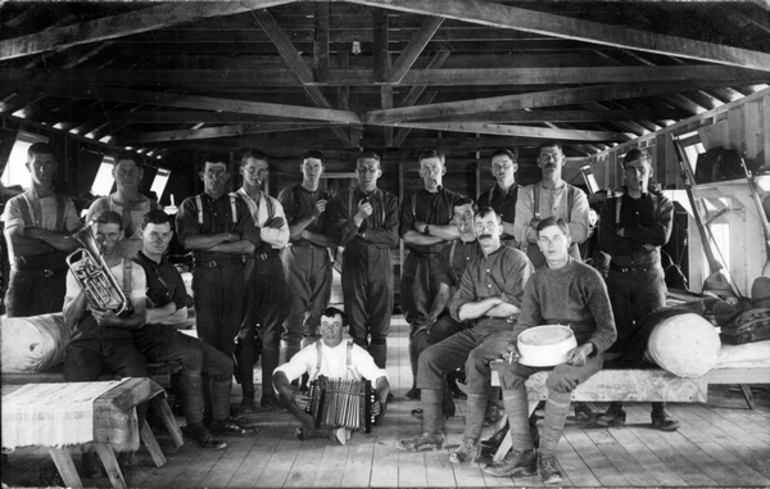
[66,226,130,316]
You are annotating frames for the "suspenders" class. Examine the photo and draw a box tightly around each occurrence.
[313,340,356,381]
[19,193,67,231]
[195,194,239,227]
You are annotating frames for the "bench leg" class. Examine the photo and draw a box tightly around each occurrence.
[140,421,167,468]
[739,384,756,409]
[93,443,127,489]
[152,396,184,448]
[47,447,82,488]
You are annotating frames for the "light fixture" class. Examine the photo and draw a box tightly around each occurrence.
[352,39,361,55]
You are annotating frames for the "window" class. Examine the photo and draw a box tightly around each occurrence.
[580,165,600,194]
[91,156,115,197]
[150,167,171,201]
[1,131,48,189]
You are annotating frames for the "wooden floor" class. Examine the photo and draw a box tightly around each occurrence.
[3,316,770,488]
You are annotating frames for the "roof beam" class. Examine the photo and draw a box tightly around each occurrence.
[383,121,632,142]
[252,9,350,145]
[113,123,347,145]
[346,0,770,72]
[393,50,449,147]
[0,0,299,61]
[4,66,765,87]
[39,86,362,124]
[365,80,757,124]
[420,109,685,124]
[313,2,330,84]
[388,16,444,84]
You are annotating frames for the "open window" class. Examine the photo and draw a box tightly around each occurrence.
[90,155,115,197]
[150,167,171,201]
[1,130,48,189]
[580,164,600,194]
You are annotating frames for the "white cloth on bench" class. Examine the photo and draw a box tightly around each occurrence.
[2,379,127,450]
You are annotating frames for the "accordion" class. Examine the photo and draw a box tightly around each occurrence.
[305,376,377,433]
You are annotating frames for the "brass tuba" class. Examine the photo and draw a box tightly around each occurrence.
[66,226,130,315]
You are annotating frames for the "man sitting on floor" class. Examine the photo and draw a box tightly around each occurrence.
[484,217,616,484]
[132,209,256,449]
[273,306,389,444]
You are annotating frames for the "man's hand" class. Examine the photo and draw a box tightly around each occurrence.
[221,232,240,242]
[356,199,373,221]
[293,390,311,410]
[566,343,594,367]
[372,398,387,420]
[310,199,328,219]
[530,217,542,229]
[412,316,437,336]
[264,216,286,229]
[92,308,123,328]
[414,221,428,233]
[614,227,625,238]
[503,340,520,365]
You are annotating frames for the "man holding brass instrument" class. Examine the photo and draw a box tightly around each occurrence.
[62,209,148,383]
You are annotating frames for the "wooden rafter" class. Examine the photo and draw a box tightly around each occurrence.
[420,109,685,124]
[39,86,362,124]
[313,2,330,84]
[3,66,765,87]
[388,16,444,84]
[0,0,299,61]
[112,123,347,145]
[252,9,350,146]
[365,80,760,124]
[383,121,632,142]
[346,0,770,72]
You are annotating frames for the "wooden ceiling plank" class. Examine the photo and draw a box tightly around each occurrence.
[421,108,685,123]
[39,86,362,124]
[313,2,330,84]
[388,16,444,84]
[346,0,770,72]
[373,8,389,84]
[400,50,450,106]
[394,91,437,148]
[366,80,757,124]
[383,121,632,142]
[0,1,299,61]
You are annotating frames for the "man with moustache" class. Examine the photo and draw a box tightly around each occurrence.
[514,141,590,269]
[331,152,399,369]
[478,149,520,247]
[596,149,679,431]
[2,142,80,317]
[87,153,160,258]
[279,150,336,359]
[234,149,290,412]
[400,149,463,399]
[176,153,259,406]
[410,197,478,419]
[485,217,616,484]
[398,208,533,466]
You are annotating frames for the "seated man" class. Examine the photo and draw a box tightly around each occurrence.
[62,210,149,475]
[397,207,533,465]
[484,217,617,484]
[132,210,256,449]
[273,307,389,444]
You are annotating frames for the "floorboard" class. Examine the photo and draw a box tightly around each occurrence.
[2,316,769,488]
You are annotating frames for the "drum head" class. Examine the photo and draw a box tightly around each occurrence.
[517,325,577,367]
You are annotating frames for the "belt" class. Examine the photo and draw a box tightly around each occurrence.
[254,249,281,261]
[408,249,440,259]
[290,242,325,249]
[610,262,658,274]
[195,256,247,268]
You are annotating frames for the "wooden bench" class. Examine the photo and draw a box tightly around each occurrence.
[2,378,184,489]
[489,361,770,462]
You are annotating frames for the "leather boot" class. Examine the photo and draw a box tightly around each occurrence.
[483,448,537,477]
[260,349,284,410]
[651,402,680,431]
[596,402,627,427]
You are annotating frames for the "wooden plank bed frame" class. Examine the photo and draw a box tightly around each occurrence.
[489,361,770,462]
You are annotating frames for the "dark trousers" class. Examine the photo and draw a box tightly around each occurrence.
[4,267,67,318]
[400,253,443,325]
[417,320,512,395]
[607,266,666,356]
[237,256,289,400]
[341,245,393,369]
[133,324,234,424]
[192,263,246,357]
[64,320,150,427]
[282,246,332,344]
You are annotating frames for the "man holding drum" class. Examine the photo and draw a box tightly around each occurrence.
[485,217,616,484]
